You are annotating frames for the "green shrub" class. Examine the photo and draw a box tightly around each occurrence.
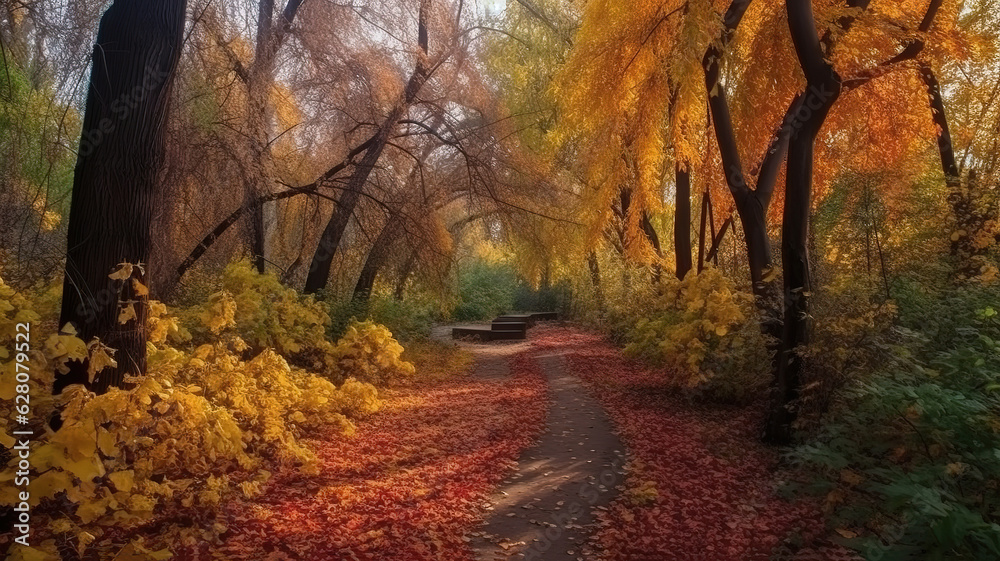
[789,298,1000,560]
[327,294,439,342]
[453,261,521,321]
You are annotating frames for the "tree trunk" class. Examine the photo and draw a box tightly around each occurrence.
[764,0,844,444]
[242,0,307,273]
[918,64,994,280]
[303,0,431,294]
[703,0,787,326]
[674,165,692,279]
[353,216,405,301]
[55,0,187,395]
[619,187,662,283]
[697,190,709,273]
[394,249,418,300]
[586,251,604,312]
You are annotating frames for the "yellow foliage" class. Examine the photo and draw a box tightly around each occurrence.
[0,266,408,558]
[621,267,771,402]
[329,320,416,387]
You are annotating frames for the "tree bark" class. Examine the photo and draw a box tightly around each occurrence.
[243,0,307,273]
[764,0,847,444]
[697,190,709,273]
[674,165,692,279]
[920,64,999,278]
[55,0,187,395]
[618,187,662,283]
[394,249,418,300]
[703,0,789,332]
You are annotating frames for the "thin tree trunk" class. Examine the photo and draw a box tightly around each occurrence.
[303,0,431,294]
[703,0,790,338]
[674,165,692,279]
[697,191,709,273]
[586,251,604,312]
[918,64,990,279]
[705,216,732,264]
[245,0,306,273]
[55,0,187,395]
[353,216,405,302]
[641,214,662,283]
[394,250,417,300]
[619,187,662,283]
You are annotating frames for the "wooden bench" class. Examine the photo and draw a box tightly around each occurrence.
[491,320,528,332]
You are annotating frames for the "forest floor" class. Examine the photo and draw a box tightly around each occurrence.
[198,324,855,561]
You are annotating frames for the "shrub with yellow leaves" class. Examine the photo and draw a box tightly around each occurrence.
[620,267,771,403]
[327,320,415,386]
[180,261,331,356]
[0,266,400,561]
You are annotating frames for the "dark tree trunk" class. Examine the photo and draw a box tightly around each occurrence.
[764,0,845,444]
[394,249,418,300]
[303,0,431,294]
[642,214,662,283]
[55,0,187,395]
[619,187,662,283]
[921,65,1000,278]
[586,251,604,312]
[920,65,965,262]
[697,191,710,273]
[674,165,692,279]
[353,216,405,302]
[703,0,788,320]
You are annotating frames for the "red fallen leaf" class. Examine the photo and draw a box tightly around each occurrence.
[169,345,548,561]
[532,327,861,561]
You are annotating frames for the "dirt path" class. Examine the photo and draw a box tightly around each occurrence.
[434,325,626,561]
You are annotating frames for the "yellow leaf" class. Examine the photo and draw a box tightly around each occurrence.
[75,496,110,523]
[132,278,149,296]
[108,263,133,281]
[835,528,858,539]
[118,303,136,325]
[97,429,118,457]
[30,470,74,502]
[108,470,135,493]
[87,341,117,383]
[64,457,104,482]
